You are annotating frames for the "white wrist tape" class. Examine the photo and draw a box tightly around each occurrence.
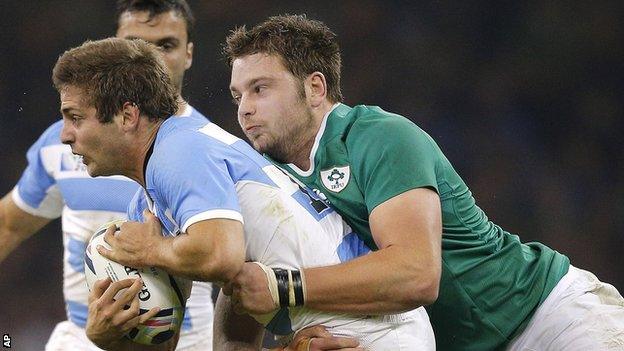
[251,262,280,309]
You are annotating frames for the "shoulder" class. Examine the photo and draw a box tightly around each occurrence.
[149,129,207,172]
[344,105,435,149]
[147,124,236,186]
[153,122,236,162]
[187,106,210,123]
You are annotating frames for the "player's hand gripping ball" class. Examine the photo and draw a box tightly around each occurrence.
[84,220,191,345]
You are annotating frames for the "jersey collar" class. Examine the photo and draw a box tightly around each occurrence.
[285,103,341,177]
[176,103,193,117]
[143,104,196,187]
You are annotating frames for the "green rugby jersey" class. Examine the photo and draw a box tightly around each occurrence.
[270,103,570,350]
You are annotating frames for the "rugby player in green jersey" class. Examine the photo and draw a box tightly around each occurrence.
[222,14,624,350]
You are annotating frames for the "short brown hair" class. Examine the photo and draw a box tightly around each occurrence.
[52,37,178,123]
[116,0,195,41]
[224,14,343,103]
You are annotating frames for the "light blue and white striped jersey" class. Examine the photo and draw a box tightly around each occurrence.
[12,105,214,348]
[127,187,214,349]
[132,116,384,338]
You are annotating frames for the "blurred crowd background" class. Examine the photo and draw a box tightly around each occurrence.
[1,1,622,348]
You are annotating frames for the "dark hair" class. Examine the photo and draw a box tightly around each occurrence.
[116,0,195,41]
[52,37,178,123]
[224,14,343,103]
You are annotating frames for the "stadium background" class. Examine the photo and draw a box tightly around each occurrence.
[0,1,622,348]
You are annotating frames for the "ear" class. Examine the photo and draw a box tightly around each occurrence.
[184,42,194,70]
[305,72,328,108]
[119,101,141,131]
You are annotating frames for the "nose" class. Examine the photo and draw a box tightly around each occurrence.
[237,94,255,121]
[60,120,74,145]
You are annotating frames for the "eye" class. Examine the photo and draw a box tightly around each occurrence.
[254,85,266,94]
[231,95,241,106]
[158,43,176,52]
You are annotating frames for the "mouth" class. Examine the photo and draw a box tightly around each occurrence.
[245,125,261,133]
[71,149,87,163]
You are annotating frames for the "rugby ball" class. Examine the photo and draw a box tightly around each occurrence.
[84,220,191,345]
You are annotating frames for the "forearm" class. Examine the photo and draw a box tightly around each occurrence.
[304,245,439,314]
[0,194,50,263]
[153,235,233,282]
[154,221,245,284]
[0,228,28,263]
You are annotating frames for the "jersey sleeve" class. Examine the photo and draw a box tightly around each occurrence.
[347,109,440,213]
[149,132,243,233]
[12,122,64,219]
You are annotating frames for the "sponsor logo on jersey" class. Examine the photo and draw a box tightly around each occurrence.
[312,188,329,202]
[320,165,350,193]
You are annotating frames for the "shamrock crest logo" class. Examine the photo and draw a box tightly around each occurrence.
[320,165,350,193]
[327,169,345,185]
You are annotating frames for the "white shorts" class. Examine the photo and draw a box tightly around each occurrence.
[45,320,213,350]
[508,265,624,351]
[45,321,104,351]
[323,307,435,351]
[176,324,213,351]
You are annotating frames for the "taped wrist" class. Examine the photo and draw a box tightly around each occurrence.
[251,262,280,309]
[251,262,306,308]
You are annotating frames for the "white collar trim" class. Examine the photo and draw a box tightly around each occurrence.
[176,103,193,117]
[286,103,340,177]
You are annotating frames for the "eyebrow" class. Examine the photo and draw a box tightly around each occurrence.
[124,36,180,45]
[61,107,79,115]
[230,76,274,92]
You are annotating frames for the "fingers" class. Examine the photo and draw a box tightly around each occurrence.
[222,281,233,296]
[143,209,158,224]
[292,326,361,351]
[97,244,116,262]
[139,306,161,323]
[232,297,245,315]
[118,293,141,330]
[295,325,332,339]
[111,278,143,311]
[225,282,246,314]
[90,278,112,303]
[121,305,160,332]
[227,285,243,314]
[127,291,140,313]
[98,225,117,261]
[309,335,360,349]
[102,224,117,245]
[101,278,139,303]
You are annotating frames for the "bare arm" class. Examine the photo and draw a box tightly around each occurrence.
[213,290,264,351]
[302,188,442,313]
[100,210,245,284]
[230,188,441,315]
[0,193,52,263]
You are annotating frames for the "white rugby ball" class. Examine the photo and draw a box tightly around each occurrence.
[84,220,191,345]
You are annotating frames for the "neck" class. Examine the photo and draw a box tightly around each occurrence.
[290,100,335,170]
[125,119,164,187]
[176,98,187,116]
